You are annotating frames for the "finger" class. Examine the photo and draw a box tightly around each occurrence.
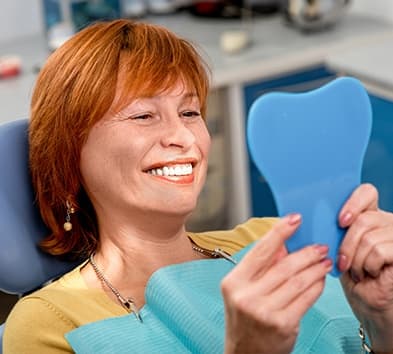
[362,235,393,278]
[273,278,327,329]
[255,256,332,311]
[338,210,385,272]
[340,270,355,292]
[251,244,329,295]
[230,213,302,282]
[339,183,379,228]
[340,264,393,312]
[273,245,289,263]
[350,226,393,280]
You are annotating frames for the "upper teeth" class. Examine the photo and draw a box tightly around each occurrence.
[148,163,193,176]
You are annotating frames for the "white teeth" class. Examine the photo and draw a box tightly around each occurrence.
[148,163,193,177]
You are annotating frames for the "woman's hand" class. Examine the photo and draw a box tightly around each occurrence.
[221,214,332,354]
[338,183,393,353]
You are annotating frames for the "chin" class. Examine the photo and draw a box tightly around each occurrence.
[158,202,197,219]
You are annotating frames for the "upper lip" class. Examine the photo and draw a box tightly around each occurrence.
[143,158,198,172]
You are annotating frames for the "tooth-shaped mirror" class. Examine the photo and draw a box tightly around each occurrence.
[247,77,372,276]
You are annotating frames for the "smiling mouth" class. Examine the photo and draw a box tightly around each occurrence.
[146,163,194,177]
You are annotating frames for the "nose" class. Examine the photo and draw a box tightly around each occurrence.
[160,115,196,149]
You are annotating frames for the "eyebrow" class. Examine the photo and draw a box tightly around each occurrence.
[183,92,198,98]
[138,91,198,100]
[180,92,199,102]
[115,91,199,111]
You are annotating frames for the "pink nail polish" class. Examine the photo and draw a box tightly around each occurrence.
[341,212,352,226]
[337,254,348,272]
[322,258,333,270]
[287,213,301,225]
[314,244,329,256]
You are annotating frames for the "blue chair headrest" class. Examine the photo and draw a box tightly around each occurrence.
[0,119,78,295]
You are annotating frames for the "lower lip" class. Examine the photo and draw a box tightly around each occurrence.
[149,174,195,184]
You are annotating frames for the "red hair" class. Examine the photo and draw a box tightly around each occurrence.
[29,19,211,259]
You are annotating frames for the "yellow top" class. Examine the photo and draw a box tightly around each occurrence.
[3,217,276,354]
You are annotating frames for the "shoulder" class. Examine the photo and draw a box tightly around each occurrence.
[3,262,123,354]
[3,267,83,353]
[189,217,278,253]
[4,268,81,326]
[3,292,75,353]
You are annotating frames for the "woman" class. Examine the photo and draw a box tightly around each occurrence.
[3,19,393,354]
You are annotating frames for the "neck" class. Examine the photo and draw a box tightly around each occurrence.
[100,226,195,267]
[100,212,195,258]
[81,218,201,307]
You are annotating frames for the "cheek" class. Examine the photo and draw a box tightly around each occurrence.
[80,131,123,189]
[198,124,212,157]
[80,144,107,192]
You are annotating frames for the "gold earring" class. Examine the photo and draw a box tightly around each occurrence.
[63,200,75,232]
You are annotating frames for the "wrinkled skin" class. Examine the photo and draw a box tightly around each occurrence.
[222,184,393,354]
[222,213,331,354]
[338,184,393,354]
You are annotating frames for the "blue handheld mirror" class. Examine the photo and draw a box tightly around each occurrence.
[247,77,372,276]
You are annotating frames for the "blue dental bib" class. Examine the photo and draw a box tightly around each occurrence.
[66,244,358,353]
[247,77,372,276]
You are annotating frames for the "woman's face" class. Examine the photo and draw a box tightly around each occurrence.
[80,81,211,222]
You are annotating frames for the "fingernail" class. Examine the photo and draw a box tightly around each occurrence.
[341,212,353,226]
[287,213,302,225]
[314,244,329,257]
[322,258,333,271]
[337,254,348,272]
[350,269,360,283]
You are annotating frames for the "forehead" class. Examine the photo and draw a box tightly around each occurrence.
[149,81,199,101]
[113,76,198,110]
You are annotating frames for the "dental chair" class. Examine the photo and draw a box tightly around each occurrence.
[0,119,78,354]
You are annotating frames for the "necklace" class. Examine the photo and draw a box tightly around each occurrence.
[90,253,143,322]
[89,243,237,323]
[190,243,238,265]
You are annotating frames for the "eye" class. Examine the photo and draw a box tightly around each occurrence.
[181,110,201,119]
[130,113,153,120]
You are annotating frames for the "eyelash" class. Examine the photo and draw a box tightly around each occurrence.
[130,111,201,120]
[182,110,201,118]
[132,113,152,120]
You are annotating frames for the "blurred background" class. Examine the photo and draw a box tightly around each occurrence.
[1,1,393,44]
[1,0,393,323]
